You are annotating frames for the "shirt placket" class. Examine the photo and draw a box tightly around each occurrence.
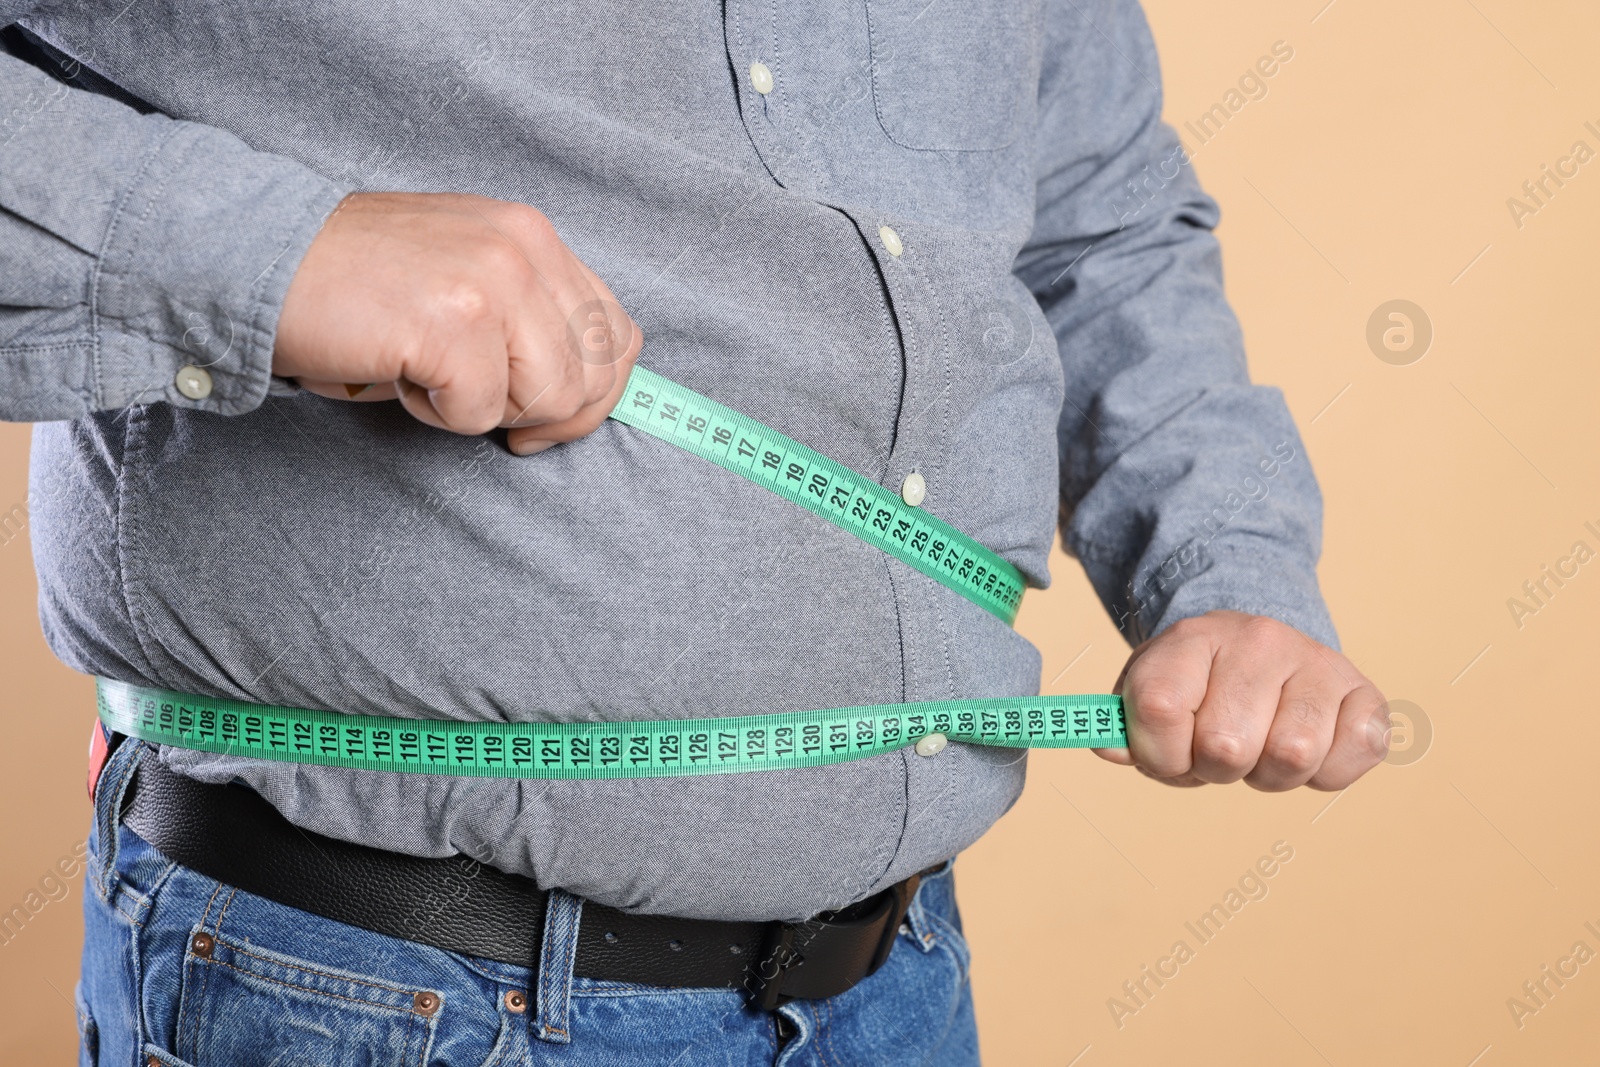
[723,0,964,870]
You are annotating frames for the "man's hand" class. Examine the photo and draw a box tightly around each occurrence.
[273,191,642,454]
[1093,611,1389,791]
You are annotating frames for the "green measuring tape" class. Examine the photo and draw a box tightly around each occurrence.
[611,366,1025,626]
[98,679,1126,780]
[102,365,1127,778]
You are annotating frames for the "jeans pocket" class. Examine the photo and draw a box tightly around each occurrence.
[74,981,98,1067]
[170,926,438,1066]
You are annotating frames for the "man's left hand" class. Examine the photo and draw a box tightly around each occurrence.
[1092,610,1389,791]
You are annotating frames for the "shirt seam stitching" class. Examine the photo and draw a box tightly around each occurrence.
[90,119,189,411]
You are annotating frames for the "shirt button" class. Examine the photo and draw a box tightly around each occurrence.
[749,61,774,94]
[914,733,948,758]
[878,225,903,257]
[175,365,213,400]
[900,471,926,507]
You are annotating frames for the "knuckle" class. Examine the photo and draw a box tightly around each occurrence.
[548,381,586,422]
[1283,694,1326,729]
[1166,616,1206,641]
[1240,615,1287,651]
[1196,729,1254,771]
[506,204,557,246]
[430,279,497,327]
[1263,731,1321,774]
[1193,730,1252,770]
[585,364,618,404]
[483,240,532,282]
[1129,684,1193,728]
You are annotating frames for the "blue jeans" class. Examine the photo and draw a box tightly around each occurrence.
[77,741,982,1065]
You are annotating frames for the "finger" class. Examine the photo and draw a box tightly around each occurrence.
[566,262,642,371]
[1093,640,1150,765]
[1091,745,1135,766]
[1189,634,1293,784]
[504,333,640,454]
[1243,669,1344,792]
[527,287,642,422]
[501,337,588,428]
[1307,681,1390,791]
[1135,764,1209,788]
[1118,628,1213,779]
[294,379,400,403]
[393,376,452,432]
[399,315,509,435]
[495,271,597,429]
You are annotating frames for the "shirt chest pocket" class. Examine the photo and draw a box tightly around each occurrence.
[864,0,1041,152]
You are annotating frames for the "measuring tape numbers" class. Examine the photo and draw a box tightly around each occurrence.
[610,366,1025,626]
[98,679,1127,780]
[102,366,1124,779]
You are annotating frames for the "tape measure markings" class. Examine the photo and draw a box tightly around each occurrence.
[609,366,1024,625]
[98,679,1127,781]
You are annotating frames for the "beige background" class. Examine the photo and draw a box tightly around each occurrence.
[3,0,1598,1061]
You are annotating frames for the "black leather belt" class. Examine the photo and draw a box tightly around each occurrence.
[119,751,932,1009]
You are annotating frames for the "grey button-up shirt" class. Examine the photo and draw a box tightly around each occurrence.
[1,0,1336,920]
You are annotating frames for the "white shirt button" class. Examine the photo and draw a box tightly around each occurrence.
[878,225,903,257]
[175,365,213,400]
[914,733,948,758]
[900,471,926,507]
[749,61,774,94]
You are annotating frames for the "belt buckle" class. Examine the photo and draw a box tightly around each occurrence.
[745,871,924,1011]
[749,922,800,1011]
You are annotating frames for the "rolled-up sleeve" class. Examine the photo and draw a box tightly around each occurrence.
[1013,0,1339,650]
[0,26,347,421]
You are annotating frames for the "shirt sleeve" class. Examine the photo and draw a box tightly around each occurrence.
[1013,0,1339,651]
[0,30,348,421]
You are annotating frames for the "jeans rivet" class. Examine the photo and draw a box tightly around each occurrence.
[190,932,215,958]
[504,990,527,1013]
[413,990,441,1016]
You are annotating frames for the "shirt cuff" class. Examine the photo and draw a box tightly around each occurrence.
[91,119,349,416]
[1089,533,1342,653]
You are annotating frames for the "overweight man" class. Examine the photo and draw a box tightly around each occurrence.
[0,1,1387,1063]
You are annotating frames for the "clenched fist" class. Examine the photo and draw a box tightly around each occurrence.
[1095,611,1390,791]
[273,191,642,454]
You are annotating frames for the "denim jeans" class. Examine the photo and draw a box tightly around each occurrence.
[76,740,982,1066]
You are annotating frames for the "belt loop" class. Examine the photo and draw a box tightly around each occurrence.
[900,876,939,954]
[533,888,583,1044]
[89,738,146,904]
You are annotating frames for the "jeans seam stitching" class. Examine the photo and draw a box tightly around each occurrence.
[94,746,141,900]
[189,957,422,1014]
[218,938,422,999]
[197,879,225,933]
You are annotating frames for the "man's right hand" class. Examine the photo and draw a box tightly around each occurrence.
[272,191,642,454]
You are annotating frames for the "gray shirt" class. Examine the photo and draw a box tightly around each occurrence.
[1,0,1336,921]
